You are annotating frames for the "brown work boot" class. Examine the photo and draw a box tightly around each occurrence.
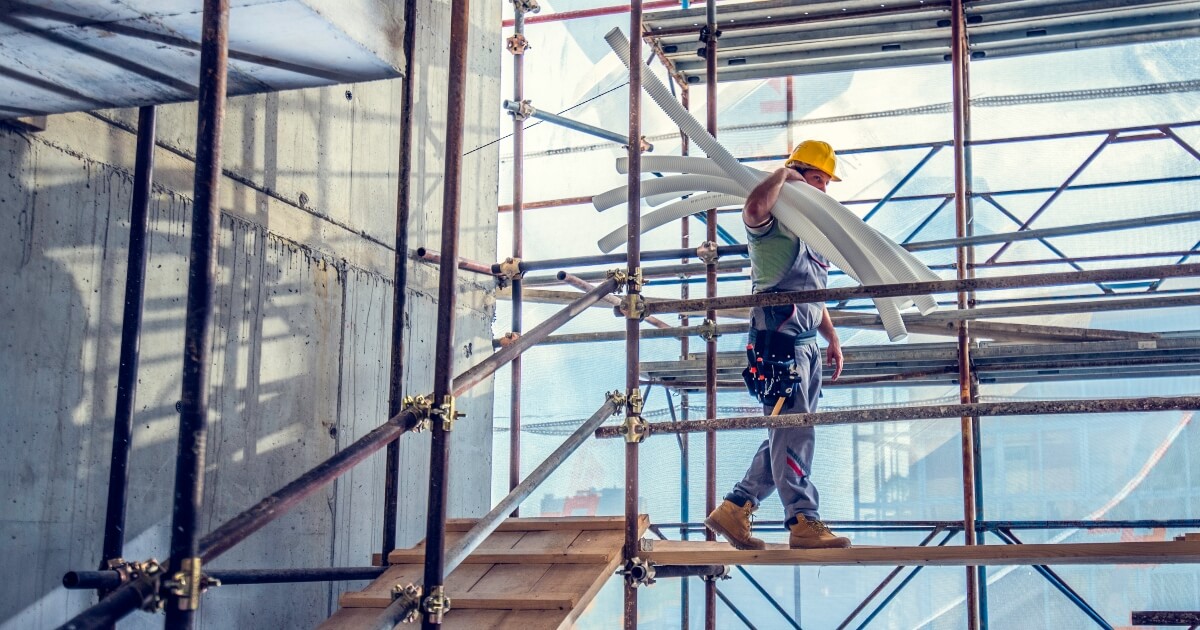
[789,517,851,549]
[704,500,766,550]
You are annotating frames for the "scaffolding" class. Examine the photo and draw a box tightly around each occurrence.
[36,0,1200,629]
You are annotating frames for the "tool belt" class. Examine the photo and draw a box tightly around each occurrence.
[742,327,816,405]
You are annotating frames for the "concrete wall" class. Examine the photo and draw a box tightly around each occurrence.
[0,0,501,627]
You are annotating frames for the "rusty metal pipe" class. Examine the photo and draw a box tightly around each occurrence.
[595,396,1200,439]
[416,247,498,276]
[559,272,672,329]
[623,3,644,629]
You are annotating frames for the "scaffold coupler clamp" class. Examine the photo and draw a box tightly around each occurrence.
[605,389,628,413]
[510,101,534,123]
[626,135,653,153]
[620,557,656,587]
[701,565,732,583]
[696,25,722,57]
[391,583,423,623]
[607,267,643,294]
[422,585,452,623]
[620,388,647,443]
[430,394,465,432]
[698,318,719,342]
[498,331,521,347]
[161,557,218,611]
[696,240,719,265]
[512,0,540,15]
[402,394,433,432]
[507,33,530,55]
[498,256,524,280]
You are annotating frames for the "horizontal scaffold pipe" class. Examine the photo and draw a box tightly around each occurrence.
[416,247,498,276]
[63,566,387,590]
[594,396,1200,439]
[639,263,1200,316]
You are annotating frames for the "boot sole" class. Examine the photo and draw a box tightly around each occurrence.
[704,517,766,551]
[789,540,852,549]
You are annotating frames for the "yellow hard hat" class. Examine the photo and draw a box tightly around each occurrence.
[785,140,841,182]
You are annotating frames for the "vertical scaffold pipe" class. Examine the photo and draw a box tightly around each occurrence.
[100,105,155,589]
[951,0,981,627]
[624,3,643,629]
[164,1,228,627]
[422,0,470,627]
[702,5,718,629]
[678,83,692,630]
[510,0,527,516]
[383,0,419,564]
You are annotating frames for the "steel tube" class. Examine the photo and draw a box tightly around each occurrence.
[595,395,1200,439]
[703,7,719,630]
[444,398,620,571]
[100,105,155,583]
[511,2,527,517]
[64,567,387,590]
[653,565,729,579]
[503,100,633,146]
[453,277,619,396]
[1130,612,1200,625]
[164,1,228,626]
[678,84,691,630]
[199,411,421,562]
[623,4,644,629]
[416,248,497,276]
[382,0,420,565]
[950,0,980,626]
[56,574,159,630]
[560,273,672,329]
[640,263,1200,315]
[497,195,593,213]
[420,1,471,626]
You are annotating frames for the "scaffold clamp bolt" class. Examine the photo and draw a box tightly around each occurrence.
[512,0,541,14]
[696,241,719,265]
[162,557,205,611]
[403,394,433,432]
[422,585,452,623]
[430,395,464,432]
[391,583,423,623]
[507,33,530,55]
[620,558,656,587]
[607,267,643,294]
[698,318,719,341]
[701,565,732,582]
[605,390,628,413]
[498,331,521,347]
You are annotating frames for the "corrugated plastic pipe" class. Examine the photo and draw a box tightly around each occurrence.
[615,155,941,316]
[605,28,941,338]
[594,174,744,212]
[598,192,744,253]
[604,29,908,339]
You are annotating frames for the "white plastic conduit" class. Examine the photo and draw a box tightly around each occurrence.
[592,174,745,212]
[597,192,745,253]
[604,28,913,339]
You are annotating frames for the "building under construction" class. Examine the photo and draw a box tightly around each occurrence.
[1,0,1198,628]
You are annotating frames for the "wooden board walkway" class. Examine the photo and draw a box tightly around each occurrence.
[641,539,1200,567]
[319,516,647,630]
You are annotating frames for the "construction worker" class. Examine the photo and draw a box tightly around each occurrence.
[704,140,851,550]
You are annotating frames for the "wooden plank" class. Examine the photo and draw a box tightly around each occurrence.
[387,531,526,564]
[468,563,554,596]
[641,540,1200,567]
[445,609,568,630]
[443,516,627,532]
[512,529,585,555]
[339,563,490,608]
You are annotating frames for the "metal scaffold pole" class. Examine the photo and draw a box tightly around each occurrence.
[100,105,155,593]
[678,82,691,630]
[164,0,229,626]
[509,0,529,516]
[382,0,419,564]
[624,3,644,629]
[702,1,719,627]
[951,0,981,626]
[421,0,471,626]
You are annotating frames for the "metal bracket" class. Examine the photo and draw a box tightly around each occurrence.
[620,388,647,443]
[696,241,719,265]
[605,390,628,413]
[391,583,423,623]
[620,295,646,321]
[506,33,530,55]
[511,0,541,14]
[161,557,213,611]
[403,394,433,432]
[430,395,465,432]
[422,585,452,624]
[625,135,653,153]
[701,565,732,583]
[498,331,521,347]
[697,318,719,342]
[607,267,643,294]
[498,256,524,279]
[620,558,656,587]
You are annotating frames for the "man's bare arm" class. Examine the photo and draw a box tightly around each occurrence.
[818,305,843,380]
[743,167,805,227]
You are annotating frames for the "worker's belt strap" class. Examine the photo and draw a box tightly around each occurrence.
[742,327,815,405]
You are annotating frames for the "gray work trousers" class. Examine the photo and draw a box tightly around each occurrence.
[726,338,823,521]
